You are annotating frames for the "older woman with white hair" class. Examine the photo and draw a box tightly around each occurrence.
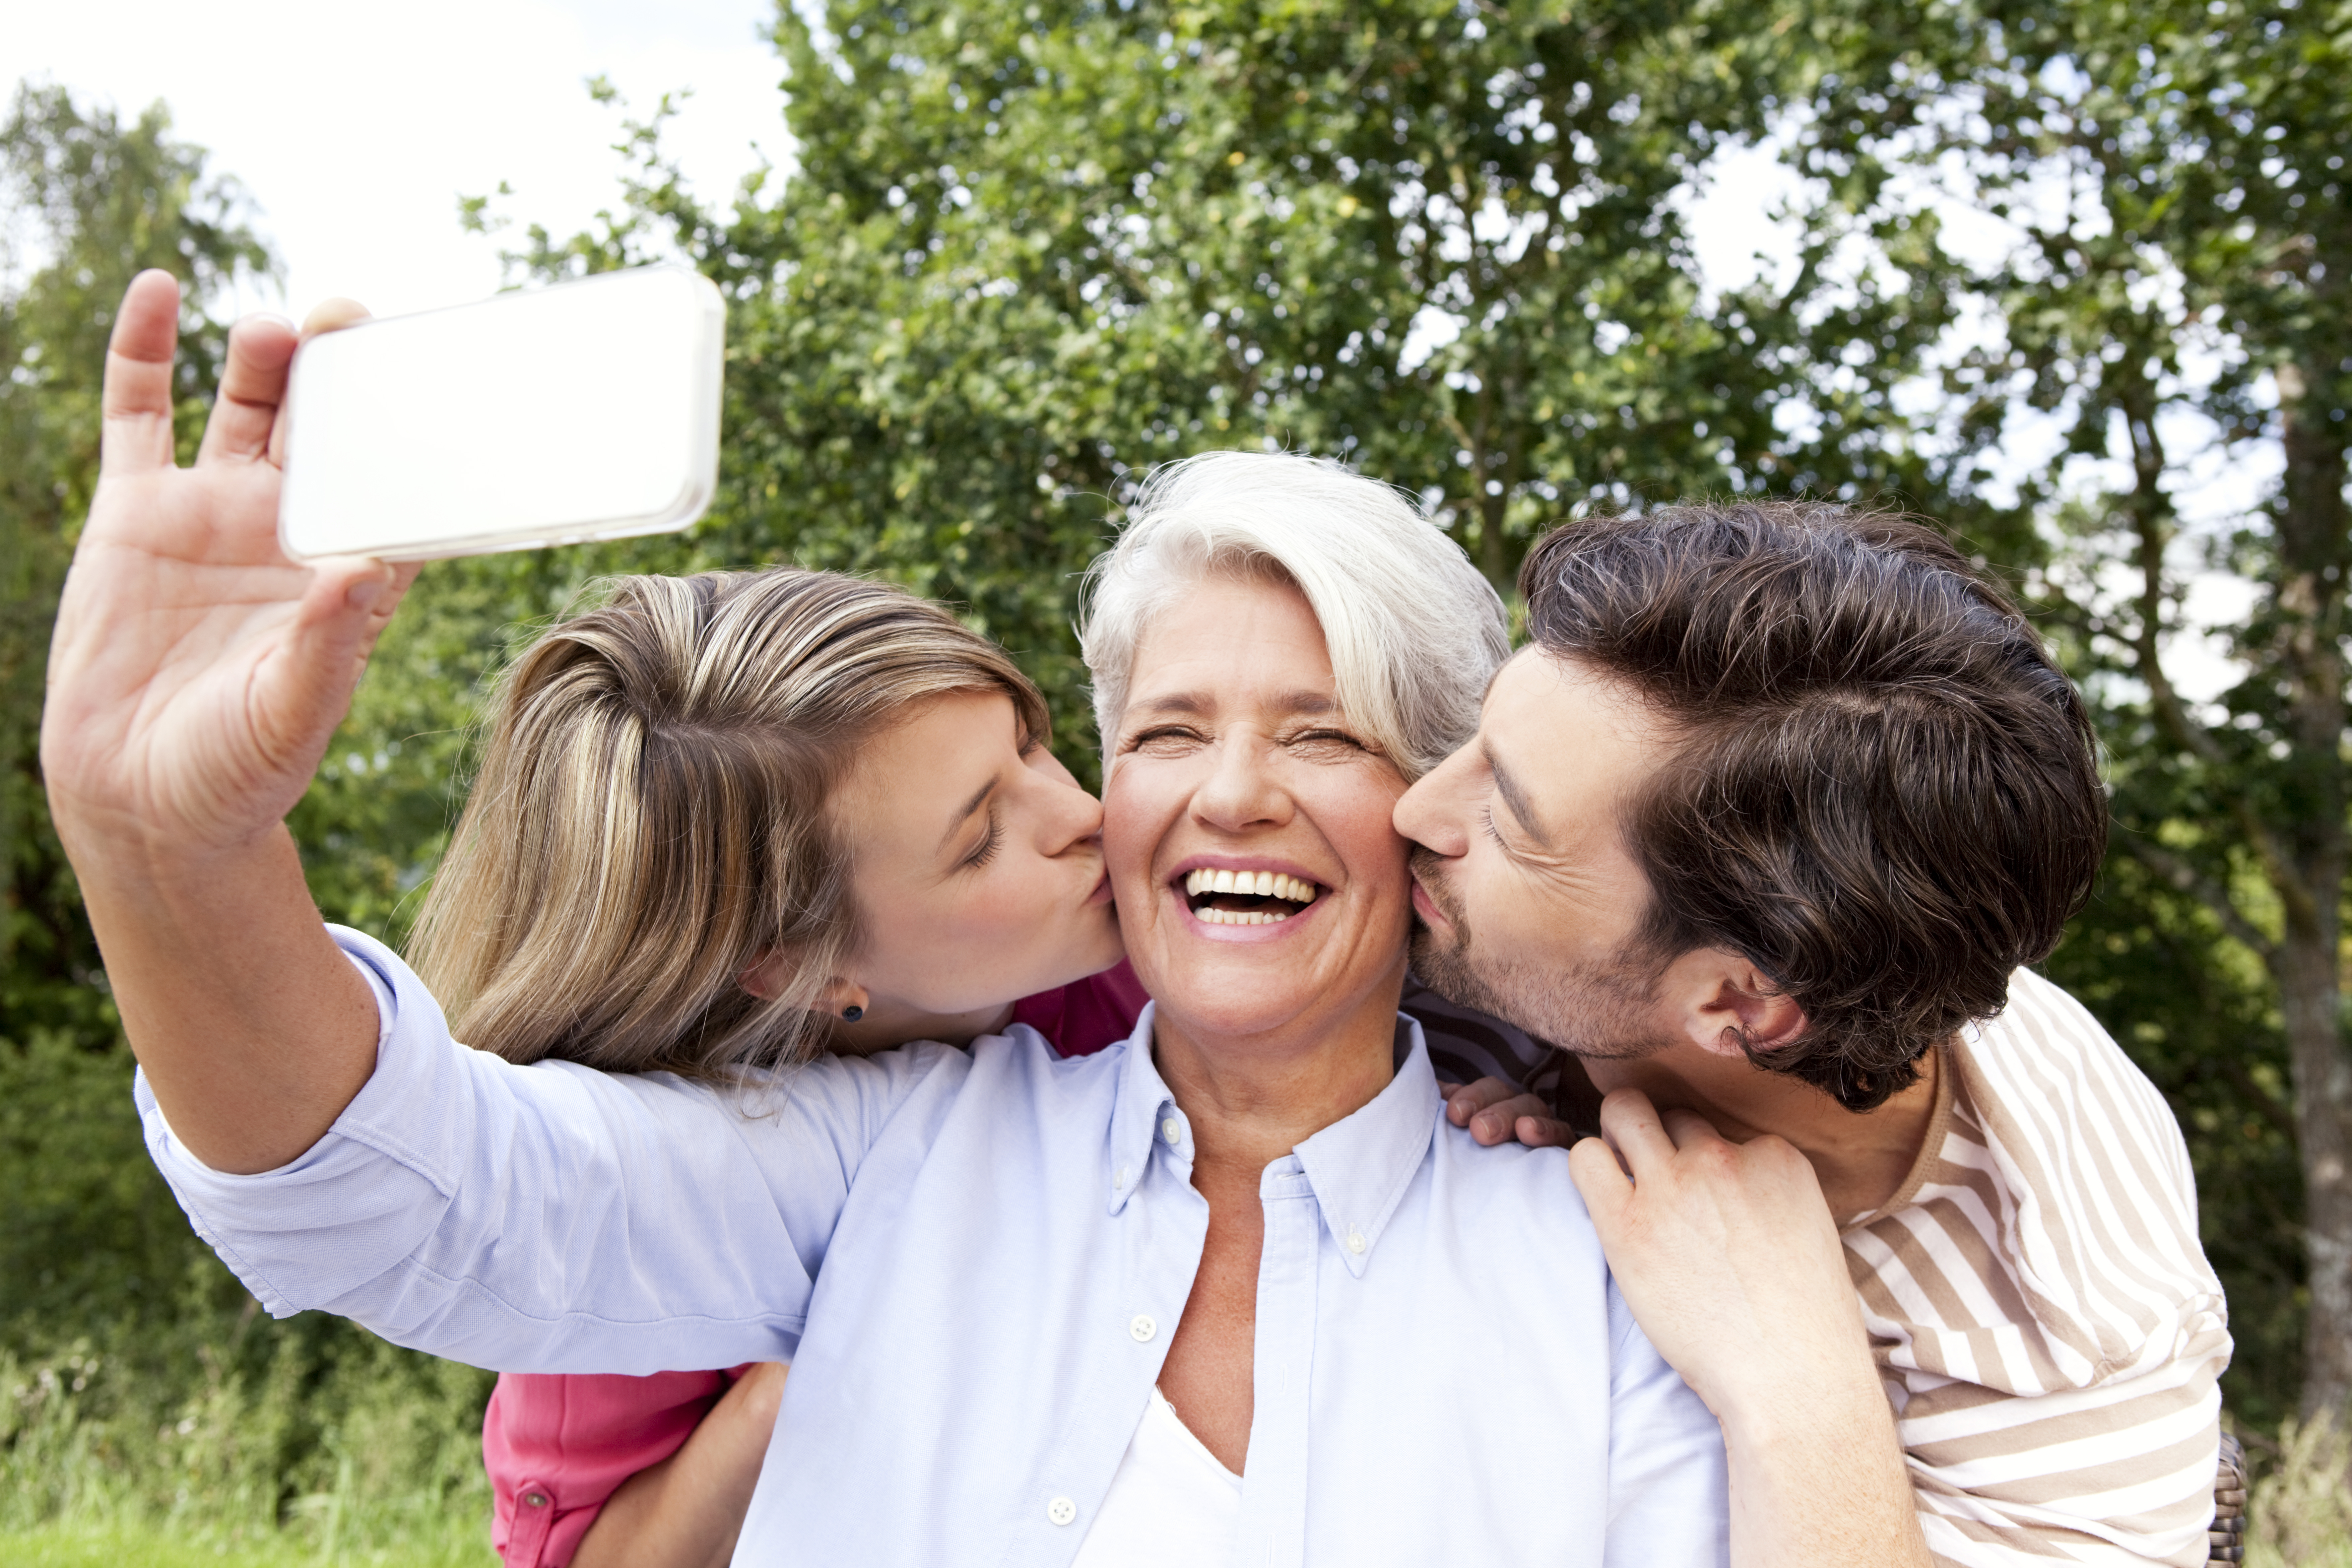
[50,310,1729,1568]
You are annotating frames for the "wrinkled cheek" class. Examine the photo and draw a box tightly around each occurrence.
[1098,783,1170,909]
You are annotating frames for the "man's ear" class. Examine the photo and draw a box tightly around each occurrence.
[1659,949,1808,1059]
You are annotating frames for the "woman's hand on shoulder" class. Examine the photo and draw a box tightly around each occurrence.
[41,270,417,864]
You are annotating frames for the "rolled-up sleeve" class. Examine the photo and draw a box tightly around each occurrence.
[138,925,956,1375]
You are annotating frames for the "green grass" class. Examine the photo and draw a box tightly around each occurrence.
[0,1325,498,1568]
[0,1519,491,1568]
[2248,1413,2352,1567]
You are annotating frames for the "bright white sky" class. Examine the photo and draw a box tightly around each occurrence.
[4,0,1802,321]
[3,0,789,319]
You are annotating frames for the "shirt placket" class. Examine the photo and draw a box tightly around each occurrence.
[1236,1157,1320,1568]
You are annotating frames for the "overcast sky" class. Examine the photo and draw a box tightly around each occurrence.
[4,0,1814,318]
[4,0,789,318]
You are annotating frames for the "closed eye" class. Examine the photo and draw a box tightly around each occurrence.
[1283,726,1374,760]
[962,808,1003,870]
[1123,724,1206,755]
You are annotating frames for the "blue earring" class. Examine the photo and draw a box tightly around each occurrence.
[841,1004,864,1023]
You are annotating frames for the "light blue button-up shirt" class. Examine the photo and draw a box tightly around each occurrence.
[140,928,1729,1566]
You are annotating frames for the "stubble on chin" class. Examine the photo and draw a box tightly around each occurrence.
[1406,851,1674,1064]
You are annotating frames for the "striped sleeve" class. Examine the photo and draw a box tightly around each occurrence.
[1845,970,2230,1568]
[1399,977,1555,1089]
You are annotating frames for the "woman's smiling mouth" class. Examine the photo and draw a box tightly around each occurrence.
[1173,863,1325,927]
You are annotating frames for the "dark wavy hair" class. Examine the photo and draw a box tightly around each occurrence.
[1519,501,2106,1111]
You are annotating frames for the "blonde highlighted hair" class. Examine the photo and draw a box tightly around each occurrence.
[407,568,1048,1078]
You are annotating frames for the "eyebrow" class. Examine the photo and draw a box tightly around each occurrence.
[937,776,997,856]
[1127,689,1337,721]
[1483,739,1549,848]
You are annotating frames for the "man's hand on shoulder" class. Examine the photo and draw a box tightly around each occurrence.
[1567,1088,1930,1568]
[1565,1088,1861,1422]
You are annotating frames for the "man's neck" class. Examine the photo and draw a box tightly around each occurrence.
[1582,1042,1944,1220]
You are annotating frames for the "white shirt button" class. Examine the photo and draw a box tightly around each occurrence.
[1047,1496,1079,1526]
[1161,1117,1181,1145]
[1346,1228,1367,1255]
[1129,1313,1158,1343]
[1114,1165,1129,1189]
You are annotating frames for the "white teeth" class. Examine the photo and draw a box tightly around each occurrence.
[1180,870,1321,903]
[1192,906,1295,926]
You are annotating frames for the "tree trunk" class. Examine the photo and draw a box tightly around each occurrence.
[1477,487,1510,592]
[2270,370,2352,1419]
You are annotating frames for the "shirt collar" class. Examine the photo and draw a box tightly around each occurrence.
[1105,1005,1445,1277]
[1293,1014,1440,1278]
[1107,1001,1183,1214]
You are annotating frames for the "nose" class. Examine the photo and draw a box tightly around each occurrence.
[1192,729,1291,834]
[1038,771,1106,854]
[1393,740,1473,857]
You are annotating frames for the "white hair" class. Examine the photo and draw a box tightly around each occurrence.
[1077,451,1510,781]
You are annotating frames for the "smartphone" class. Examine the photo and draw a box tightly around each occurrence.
[278,265,724,562]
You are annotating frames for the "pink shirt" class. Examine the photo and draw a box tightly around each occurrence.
[482,963,1151,1567]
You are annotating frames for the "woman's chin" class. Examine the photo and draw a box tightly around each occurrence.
[1151,986,1318,1044]
[1040,912,1129,991]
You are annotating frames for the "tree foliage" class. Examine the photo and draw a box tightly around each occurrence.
[1,84,270,1039]
[1791,0,2350,1424]
[489,0,1981,771]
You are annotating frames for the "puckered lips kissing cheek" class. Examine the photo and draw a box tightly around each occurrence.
[1407,851,1459,936]
[1168,856,1330,942]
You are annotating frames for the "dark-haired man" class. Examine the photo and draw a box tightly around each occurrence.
[1396,502,2228,1568]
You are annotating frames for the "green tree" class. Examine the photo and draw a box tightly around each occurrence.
[1,83,271,1041]
[493,0,1973,772]
[1795,0,2351,1421]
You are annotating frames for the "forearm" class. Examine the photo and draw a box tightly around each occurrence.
[571,1365,787,1568]
[1717,1367,1929,1568]
[64,815,378,1174]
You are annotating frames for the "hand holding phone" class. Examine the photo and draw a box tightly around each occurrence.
[43,273,419,865]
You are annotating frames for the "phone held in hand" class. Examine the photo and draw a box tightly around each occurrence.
[277,265,724,563]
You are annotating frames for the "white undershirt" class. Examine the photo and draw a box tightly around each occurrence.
[1068,1386,1243,1567]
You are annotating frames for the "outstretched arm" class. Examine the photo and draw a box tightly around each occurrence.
[41,270,418,1173]
[1570,1090,1931,1568]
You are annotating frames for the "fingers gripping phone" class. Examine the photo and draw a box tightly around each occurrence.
[278,265,724,562]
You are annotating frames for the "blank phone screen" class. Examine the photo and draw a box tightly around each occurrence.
[278,266,722,562]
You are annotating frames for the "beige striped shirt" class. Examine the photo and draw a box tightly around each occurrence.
[1844,968,2230,1567]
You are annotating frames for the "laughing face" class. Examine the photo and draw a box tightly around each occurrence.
[1101,571,1414,1050]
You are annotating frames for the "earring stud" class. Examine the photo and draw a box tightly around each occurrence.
[841,1004,864,1023]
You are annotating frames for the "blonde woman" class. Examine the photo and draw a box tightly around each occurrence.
[51,276,1730,1565]
[410,564,1151,1568]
